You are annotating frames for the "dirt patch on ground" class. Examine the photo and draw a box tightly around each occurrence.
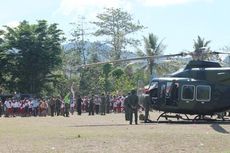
[0,112,230,153]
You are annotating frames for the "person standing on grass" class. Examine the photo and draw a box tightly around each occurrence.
[70,99,75,115]
[0,100,2,117]
[60,100,65,116]
[128,89,139,125]
[32,98,39,117]
[106,94,110,114]
[100,93,106,115]
[77,95,82,115]
[64,93,70,117]
[5,99,12,117]
[124,93,131,121]
[94,95,101,114]
[89,95,95,116]
[49,97,56,117]
[55,97,62,116]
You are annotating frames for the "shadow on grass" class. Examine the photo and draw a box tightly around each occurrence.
[142,120,230,125]
[210,124,229,134]
[70,123,136,128]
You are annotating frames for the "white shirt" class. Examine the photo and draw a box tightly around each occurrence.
[70,102,75,107]
[5,101,11,108]
[12,102,18,108]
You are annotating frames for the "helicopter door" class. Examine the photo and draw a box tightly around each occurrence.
[165,81,179,106]
[159,83,166,105]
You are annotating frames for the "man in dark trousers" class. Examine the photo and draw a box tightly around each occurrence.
[0,100,2,117]
[124,93,130,121]
[55,97,62,116]
[128,89,139,125]
[106,94,110,114]
[77,95,82,115]
[100,93,106,115]
[89,95,95,116]
[64,93,70,117]
[49,97,56,117]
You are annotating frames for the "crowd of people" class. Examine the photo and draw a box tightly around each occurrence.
[0,90,141,125]
[0,93,131,118]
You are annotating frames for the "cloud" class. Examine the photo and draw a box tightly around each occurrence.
[57,0,132,16]
[137,0,214,7]
[56,0,214,17]
[1,21,19,33]
[5,21,19,28]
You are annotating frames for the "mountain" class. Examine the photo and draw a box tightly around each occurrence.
[63,41,138,62]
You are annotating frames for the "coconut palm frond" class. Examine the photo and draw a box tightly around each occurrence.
[155,38,166,55]
[136,47,145,57]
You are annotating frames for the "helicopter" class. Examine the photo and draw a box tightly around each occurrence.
[140,49,230,122]
[77,48,230,122]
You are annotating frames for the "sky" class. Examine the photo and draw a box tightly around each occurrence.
[0,0,230,54]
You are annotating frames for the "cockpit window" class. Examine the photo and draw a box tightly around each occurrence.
[149,81,158,99]
[149,81,158,89]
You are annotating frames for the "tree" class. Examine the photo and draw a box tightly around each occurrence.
[0,30,12,93]
[193,36,211,60]
[78,53,102,95]
[103,63,112,94]
[138,33,166,76]
[3,20,64,95]
[111,68,124,79]
[112,75,135,95]
[193,35,211,50]
[92,7,144,60]
[63,47,81,79]
[69,16,89,65]
[0,30,5,79]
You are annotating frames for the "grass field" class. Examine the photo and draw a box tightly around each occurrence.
[0,112,230,153]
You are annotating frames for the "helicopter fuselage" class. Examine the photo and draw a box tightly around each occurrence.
[147,61,230,115]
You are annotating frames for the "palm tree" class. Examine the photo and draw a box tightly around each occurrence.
[142,33,166,76]
[193,36,211,50]
[193,36,211,60]
[135,33,185,80]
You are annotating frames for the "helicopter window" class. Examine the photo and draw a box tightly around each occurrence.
[196,85,211,102]
[182,85,195,101]
[149,81,158,89]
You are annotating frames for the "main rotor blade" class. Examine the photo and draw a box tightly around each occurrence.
[78,53,185,68]
[211,51,230,55]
